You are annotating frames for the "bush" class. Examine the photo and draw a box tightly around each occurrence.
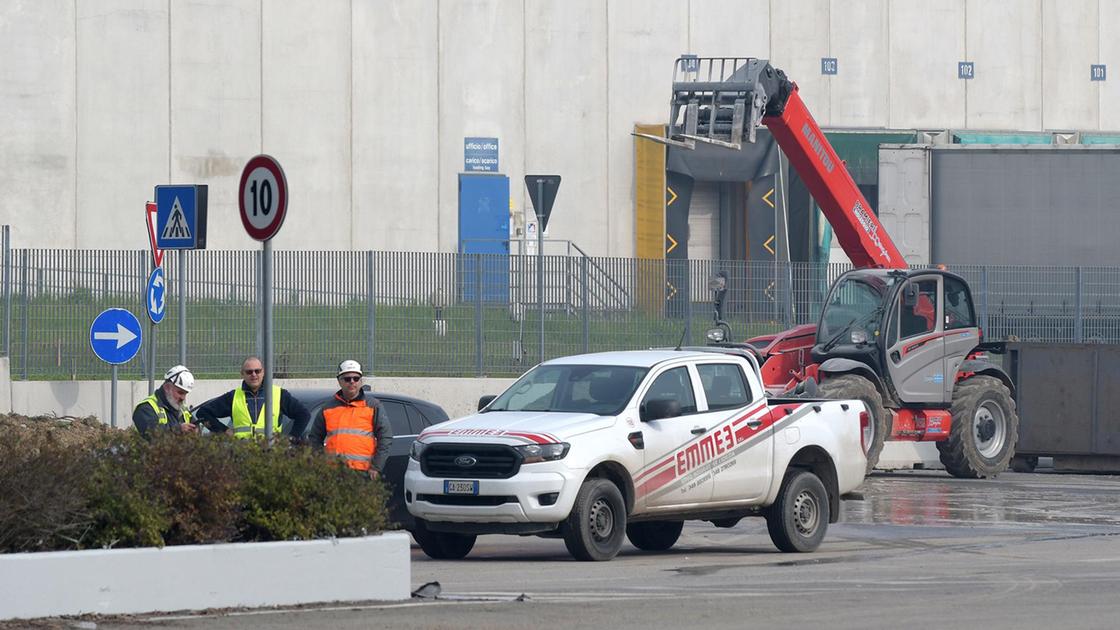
[239,442,388,541]
[0,433,95,553]
[83,432,243,549]
[0,426,389,553]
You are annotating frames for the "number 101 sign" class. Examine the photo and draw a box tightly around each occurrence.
[239,154,288,241]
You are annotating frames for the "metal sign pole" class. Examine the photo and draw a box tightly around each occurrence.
[148,323,156,393]
[537,179,545,364]
[110,364,118,429]
[263,239,274,444]
[178,249,186,364]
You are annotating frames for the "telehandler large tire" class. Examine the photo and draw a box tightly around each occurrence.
[818,374,889,473]
[937,375,1019,478]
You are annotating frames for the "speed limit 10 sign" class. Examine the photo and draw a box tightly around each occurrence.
[239,154,288,241]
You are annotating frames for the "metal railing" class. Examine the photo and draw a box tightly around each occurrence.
[2,240,1119,380]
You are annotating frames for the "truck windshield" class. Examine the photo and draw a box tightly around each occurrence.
[486,365,649,416]
[819,276,893,339]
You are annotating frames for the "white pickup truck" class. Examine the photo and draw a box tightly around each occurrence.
[404,348,868,561]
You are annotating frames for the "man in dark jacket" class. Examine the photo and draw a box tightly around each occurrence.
[308,360,393,480]
[193,356,311,441]
[132,365,198,439]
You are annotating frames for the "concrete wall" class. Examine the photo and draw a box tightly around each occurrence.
[0,534,410,619]
[4,0,1120,255]
[6,375,518,427]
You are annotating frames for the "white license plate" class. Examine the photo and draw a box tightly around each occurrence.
[444,480,479,495]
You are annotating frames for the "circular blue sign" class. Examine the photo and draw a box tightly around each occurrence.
[89,308,143,365]
[147,266,167,324]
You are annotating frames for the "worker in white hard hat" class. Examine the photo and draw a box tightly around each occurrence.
[132,364,198,439]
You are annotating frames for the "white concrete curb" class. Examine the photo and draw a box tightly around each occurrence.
[0,532,411,621]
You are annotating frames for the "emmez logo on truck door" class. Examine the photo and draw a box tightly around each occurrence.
[634,402,813,500]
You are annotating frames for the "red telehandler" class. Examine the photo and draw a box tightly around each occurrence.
[637,57,1018,477]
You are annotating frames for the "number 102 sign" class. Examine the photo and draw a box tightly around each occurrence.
[239,154,288,241]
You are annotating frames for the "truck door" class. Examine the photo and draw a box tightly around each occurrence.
[941,275,981,398]
[696,362,774,504]
[635,365,716,510]
[885,276,946,403]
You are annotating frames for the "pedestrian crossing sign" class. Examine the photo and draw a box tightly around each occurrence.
[155,185,208,249]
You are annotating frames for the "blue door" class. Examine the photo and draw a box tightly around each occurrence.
[458,174,510,302]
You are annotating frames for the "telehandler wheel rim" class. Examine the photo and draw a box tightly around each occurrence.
[973,401,1007,459]
[793,489,820,536]
[588,497,615,541]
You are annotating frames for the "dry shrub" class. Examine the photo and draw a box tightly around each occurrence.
[0,432,95,553]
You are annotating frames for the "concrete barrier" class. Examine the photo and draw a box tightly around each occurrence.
[8,375,518,427]
[0,356,10,414]
[0,533,411,621]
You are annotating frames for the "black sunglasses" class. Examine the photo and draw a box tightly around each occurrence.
[243,368,263,375]
[339,375,361,383]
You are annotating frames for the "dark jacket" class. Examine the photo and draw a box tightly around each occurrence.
[192,382,311,437]
[308,390,394,472]
[132,386,191,439]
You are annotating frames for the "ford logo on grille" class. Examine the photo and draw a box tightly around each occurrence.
[454,455,478,468]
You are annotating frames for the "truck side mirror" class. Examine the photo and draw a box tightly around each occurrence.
[478,395,497,411]
[903,283,919,307]
[641,399,682,422]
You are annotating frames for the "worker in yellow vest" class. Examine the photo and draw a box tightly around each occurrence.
[308,360,393,480]
[192,356,311,441]
[132,365,198,439]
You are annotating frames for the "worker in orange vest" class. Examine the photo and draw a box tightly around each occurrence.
[307,360,393,480]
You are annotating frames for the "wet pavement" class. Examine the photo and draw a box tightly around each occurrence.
[93,470,1120,629]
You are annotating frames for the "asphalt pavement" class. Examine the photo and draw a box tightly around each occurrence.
[84,470,1120,630]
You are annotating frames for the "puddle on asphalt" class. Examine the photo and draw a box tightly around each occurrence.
[840,473,1120,528]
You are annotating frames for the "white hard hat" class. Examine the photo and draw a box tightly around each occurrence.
[164,365,195,393]
[337,359,363,377]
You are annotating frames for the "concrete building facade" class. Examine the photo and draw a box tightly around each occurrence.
[3,0,1119,254]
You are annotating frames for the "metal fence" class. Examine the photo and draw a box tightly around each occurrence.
[2,237,1119,380]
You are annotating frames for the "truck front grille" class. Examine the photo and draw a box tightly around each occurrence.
[421,443,520,479]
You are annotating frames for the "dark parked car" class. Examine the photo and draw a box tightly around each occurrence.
[288,385,449,530]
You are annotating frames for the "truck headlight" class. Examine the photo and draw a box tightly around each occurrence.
[514,442,570,464]
[705,327,726,342]
[410,440,429,461]
[851,329,869,344]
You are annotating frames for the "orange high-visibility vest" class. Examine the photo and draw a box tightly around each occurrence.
[323,395,377,471]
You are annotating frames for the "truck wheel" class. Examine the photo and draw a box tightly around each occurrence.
[938,376,1019,479]
[411,522,476,560]
[562,478,627,561]
[818,374,889,473]
[766,470,830,553]
[626,521,684,551]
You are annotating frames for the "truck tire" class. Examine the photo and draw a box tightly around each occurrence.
[626,521,684,551]
[938,375,1019,479]
[411,522,476,560]
[562,478,627,561]
[766,470,830,553]
[818,374,889,473]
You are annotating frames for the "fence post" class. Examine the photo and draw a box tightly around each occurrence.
[475,253,483,376]
[685,262,693,345]
[2,225,10,358]
[581,256,589,353]
[1074,266,1083,343]
[367,251,375,373]
[21,251,29,379]
[980,266,989,335]
[784,260,794,329]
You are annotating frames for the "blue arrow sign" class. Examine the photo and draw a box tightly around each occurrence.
[89,308,143,365]
[146,267,167,324]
